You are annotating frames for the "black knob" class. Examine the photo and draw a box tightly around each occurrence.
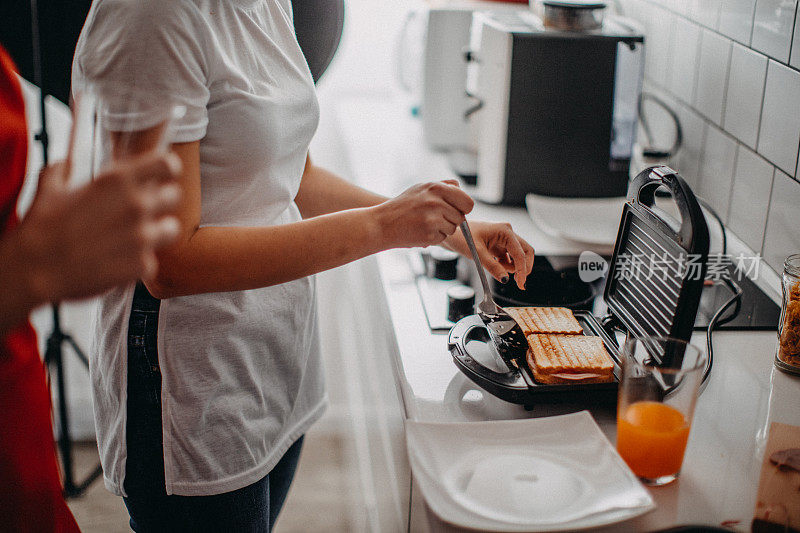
[447,285,475,323]
[428,247,459,280]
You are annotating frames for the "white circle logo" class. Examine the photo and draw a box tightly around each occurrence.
[578,251,609,283]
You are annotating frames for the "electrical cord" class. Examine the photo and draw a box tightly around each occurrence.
[696,196,727,256]
[700,276,743,394]
[637,92,683,158]
[694,196,736,393]
[648,192,735,394]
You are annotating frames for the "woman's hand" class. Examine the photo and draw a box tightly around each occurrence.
[443,221,535,290]
[371,180,474,248]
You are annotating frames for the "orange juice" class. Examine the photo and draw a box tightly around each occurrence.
[617,401,691,479]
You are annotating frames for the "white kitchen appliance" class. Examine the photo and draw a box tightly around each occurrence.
[418,2,528,177]
[465,6,645,205]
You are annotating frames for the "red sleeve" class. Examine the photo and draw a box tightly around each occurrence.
[0,45,28,231]
[0,45,81,533]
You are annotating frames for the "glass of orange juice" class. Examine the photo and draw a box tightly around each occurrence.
[616,337,706,486]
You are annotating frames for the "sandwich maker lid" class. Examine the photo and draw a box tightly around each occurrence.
[603,165,710,365]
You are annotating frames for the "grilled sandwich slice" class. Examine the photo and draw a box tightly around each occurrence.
[526,334,614,384]
[506,307,583,335]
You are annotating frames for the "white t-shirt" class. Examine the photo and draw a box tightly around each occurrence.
[72,0,325,497]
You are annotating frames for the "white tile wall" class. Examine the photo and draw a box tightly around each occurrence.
[690,0,721,29]
[672,103,706,185]
[763,169,800,271]
[697,124,738,218]
[643,6,676,86]
[694,29,731,124]
[757,60,800,174]
[724,44,768,149]
[622,0,800,269]
[663,0,690,15]
[751,0,798,62]
[669,17,702,103]
[728,145,775,252]
[615,0,800,271]
[719,0,757,44]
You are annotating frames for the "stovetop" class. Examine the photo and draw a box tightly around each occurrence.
[413,252,780,333]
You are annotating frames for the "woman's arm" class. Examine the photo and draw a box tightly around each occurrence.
[144,142,473,298]
[294,155,536,290]
[294,155,386,218]
[0,153,181,336]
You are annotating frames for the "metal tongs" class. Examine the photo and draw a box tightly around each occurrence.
[460,221,529,373]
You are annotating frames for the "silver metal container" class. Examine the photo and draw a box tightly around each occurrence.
[542,0,606,31]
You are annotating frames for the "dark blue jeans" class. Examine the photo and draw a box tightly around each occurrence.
[123,283,304,532]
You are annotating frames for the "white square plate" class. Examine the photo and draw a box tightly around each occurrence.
[406,411,655,531]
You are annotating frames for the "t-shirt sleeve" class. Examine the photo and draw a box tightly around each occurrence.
[72,0,210,143]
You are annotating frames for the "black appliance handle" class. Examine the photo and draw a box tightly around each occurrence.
[628,165,709,254]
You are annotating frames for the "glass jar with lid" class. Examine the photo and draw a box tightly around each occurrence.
[776,254,800,374]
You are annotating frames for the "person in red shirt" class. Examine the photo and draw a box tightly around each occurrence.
[0,45,183,532]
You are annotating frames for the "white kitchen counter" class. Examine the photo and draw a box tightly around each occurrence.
[333,93,799,531]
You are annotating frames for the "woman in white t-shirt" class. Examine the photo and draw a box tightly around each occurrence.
[72,0,534,530]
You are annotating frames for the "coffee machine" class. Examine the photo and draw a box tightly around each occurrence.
[418,2,528,177]
[465,3,645,205]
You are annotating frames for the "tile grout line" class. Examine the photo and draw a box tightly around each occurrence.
[695,120,710,192]
[753,54,770,152]
[789,0,800,67]
[794,137,800,180]
[759,167,778,257]
[725,142,741,225]
[719,40,733,131]
[691,27,704,108]
[750,0,761,48]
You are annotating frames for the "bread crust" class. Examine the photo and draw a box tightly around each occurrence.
[506,307,583,335]
[528,363,614,384]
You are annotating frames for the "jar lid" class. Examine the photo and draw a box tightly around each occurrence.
[785,254,800,277]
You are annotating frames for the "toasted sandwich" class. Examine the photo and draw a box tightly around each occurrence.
[525,334,614,384]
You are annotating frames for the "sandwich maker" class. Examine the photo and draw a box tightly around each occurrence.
[448,166,710,407]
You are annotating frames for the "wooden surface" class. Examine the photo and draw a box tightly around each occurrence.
[753,422,800,532]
